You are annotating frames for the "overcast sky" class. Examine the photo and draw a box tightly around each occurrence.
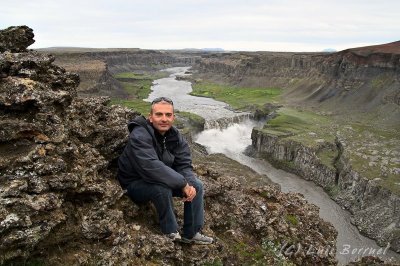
[1,0,399,52]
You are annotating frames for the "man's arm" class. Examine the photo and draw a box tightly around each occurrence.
[172,134,197,185]
[127,127,187,189]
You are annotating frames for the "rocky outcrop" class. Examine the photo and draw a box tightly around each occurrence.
[251,129,337,187]
[0,26,137,263]
[0,26,339,265]
[334,138,400,252]
[251,128,400,253]
[0,26,34,53]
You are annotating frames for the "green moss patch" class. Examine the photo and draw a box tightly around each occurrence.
[114,72,155,80]
[340,123,400,195]
[111,98,151,116]
[110,71,167,115]
[317,148,337,169]
[191,82,282,111]
[261,108,336,147]
[371,73,394,90]
[285,214,299,226]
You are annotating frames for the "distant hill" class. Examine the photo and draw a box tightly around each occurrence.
[322,48,336,53]
[179,48,225,52]
[344,40,400,55]
[36,47,141,53]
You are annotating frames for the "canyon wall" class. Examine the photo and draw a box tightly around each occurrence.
[251,129,400,252]
[193,43,400,127]
[47,48,200,97]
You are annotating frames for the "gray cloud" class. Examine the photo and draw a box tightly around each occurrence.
[1,0,399,51]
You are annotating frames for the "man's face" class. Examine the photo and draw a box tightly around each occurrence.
[149,102,175,135]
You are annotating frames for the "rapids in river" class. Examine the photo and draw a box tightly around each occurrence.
[145,66,399,265]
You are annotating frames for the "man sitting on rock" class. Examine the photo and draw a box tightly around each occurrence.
[117,96,213,244]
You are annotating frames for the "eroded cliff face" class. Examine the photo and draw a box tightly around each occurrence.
[49,55,126,97]
[44,48,201,97]
[251,130,337,188]
[334,138,400,252]
[0,26,338,265]
[193,43,400,127]
[251,129,400,253]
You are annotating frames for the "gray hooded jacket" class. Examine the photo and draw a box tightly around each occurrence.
[117,116,196,190]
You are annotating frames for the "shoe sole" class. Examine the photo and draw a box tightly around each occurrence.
[181,238,213,245]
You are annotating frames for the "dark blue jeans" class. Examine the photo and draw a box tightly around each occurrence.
[126,178,204,239]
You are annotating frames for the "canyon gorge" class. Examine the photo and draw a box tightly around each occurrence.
[1,25,399,265]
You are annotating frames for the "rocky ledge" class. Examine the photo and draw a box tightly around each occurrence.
[0,26,343,265]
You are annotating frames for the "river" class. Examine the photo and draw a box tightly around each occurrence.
[146,66,399,265]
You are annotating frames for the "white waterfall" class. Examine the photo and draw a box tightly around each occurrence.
[203,114,254,130]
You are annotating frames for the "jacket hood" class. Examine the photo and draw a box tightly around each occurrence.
[128,115,148,133]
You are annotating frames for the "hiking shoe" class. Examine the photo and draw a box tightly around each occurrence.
[182,232,214,245]
[166,232,182,242]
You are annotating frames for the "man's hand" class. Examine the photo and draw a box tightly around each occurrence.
[182,183,196,202]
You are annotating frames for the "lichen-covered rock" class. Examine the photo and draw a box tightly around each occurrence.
[195,161,338,265]
[0,26,137,263]
[0,25,34,53]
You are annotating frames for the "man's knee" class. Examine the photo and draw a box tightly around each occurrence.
[127,181,172,202]
[152,184,173,199]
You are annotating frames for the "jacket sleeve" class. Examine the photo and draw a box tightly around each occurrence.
[172,134,197,185]
[127,127,187,189]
